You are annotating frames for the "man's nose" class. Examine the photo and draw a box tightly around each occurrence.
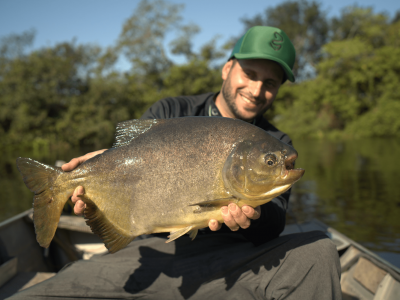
[250,80,263,98]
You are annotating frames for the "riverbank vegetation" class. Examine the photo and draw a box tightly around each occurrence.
[1,0,399,150]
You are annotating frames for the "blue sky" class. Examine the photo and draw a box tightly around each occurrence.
[1,0,399,70]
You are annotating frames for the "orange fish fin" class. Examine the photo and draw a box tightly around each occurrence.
[16,157,69,248]
[166,225,194,243]
[82,196,135,253]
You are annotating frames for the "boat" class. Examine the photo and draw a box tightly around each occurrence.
[0,209,399,299]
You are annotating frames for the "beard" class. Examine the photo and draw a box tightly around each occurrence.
[221,74,271,122]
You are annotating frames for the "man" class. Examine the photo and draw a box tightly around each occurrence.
[13,26,342,300]
[64,27,295,243]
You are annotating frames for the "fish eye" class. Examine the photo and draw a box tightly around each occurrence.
[264,153,277,167]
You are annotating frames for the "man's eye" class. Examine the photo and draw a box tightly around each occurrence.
[264,81,276,88]
[244,71,254,79]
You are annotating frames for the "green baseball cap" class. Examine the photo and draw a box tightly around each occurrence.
[229,26,296,82]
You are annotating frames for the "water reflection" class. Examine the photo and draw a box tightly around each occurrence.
[1,139,399,267]
[289,138,400,267]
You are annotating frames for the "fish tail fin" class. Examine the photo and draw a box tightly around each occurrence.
[16,157,70,248]
[82,196,135,253]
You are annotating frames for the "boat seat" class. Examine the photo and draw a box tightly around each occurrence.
[341,246,400,300]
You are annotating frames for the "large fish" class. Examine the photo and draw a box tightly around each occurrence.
[16,117,304,253]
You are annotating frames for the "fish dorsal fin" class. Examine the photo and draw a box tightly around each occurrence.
[82,195,135,253]
[112,119,161,148]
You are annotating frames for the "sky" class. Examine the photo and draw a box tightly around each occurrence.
[1,0,399,70]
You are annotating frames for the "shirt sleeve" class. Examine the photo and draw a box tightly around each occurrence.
[140,96,195,119]
[140,99,169,119]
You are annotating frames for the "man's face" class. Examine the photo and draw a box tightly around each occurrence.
[220,59,284,122]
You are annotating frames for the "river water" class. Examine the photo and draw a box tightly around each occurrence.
[1,138,399,267]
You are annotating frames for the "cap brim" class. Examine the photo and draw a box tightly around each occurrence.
[233,53,295,82]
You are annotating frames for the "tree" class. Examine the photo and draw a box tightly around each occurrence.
[330,6,390,48]
[0,0,228,150]
[0,29,35,61]
[0,41,101,147]
[116,0,226,114]
[270,14,400,139]
[116,0,184,77]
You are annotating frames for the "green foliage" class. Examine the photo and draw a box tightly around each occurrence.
[1,0,399,151]
[271,12,400,139]
[162,59,222,96]
[0,0,225,150]
[330,6,389,44]
[0,42,97,146]
[0,29,35,61]
[116,0,183,75]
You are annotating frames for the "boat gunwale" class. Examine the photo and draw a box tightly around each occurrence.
[0,209,33,230]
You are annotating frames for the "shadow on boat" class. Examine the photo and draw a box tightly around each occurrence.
[1,209,400,299]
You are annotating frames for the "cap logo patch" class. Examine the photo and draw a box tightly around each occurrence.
[270,32,284,51]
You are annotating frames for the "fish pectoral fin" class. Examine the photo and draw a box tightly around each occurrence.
[166,226,194,243]
[189,198,237,208]
[188,229,198,241]
[82,196,135,254]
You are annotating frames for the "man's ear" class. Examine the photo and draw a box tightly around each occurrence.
[221,60,234,81]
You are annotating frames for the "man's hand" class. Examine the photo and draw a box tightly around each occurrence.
[61,149,107,216]
[208,204,261,231]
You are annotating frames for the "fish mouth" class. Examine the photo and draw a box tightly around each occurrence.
[282,152,305,180]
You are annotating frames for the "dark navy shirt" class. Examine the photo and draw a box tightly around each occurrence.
[141,92,293,245]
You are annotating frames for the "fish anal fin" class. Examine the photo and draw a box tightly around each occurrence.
[82,196,135,253]
[166,225,194,243]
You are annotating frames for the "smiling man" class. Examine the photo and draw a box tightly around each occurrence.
[217,58,283,121]
[51,26,342,300]
[66,27,296,240]
[127,26,297,239]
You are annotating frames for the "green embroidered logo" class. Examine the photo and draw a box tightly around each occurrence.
[270,32,284,51]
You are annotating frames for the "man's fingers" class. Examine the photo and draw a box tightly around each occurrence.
[221,206,240,231]
[62,157,85,172]
[61,149,108,172]
[71,186,84,203]
[221,204,261,231]
[229,203,251,229]
[71,186,85,215]
[242,205,261,220]
[208,219,222,231]
[62,158,79,172]
[61,150,107,216]
[74,200,86,216]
